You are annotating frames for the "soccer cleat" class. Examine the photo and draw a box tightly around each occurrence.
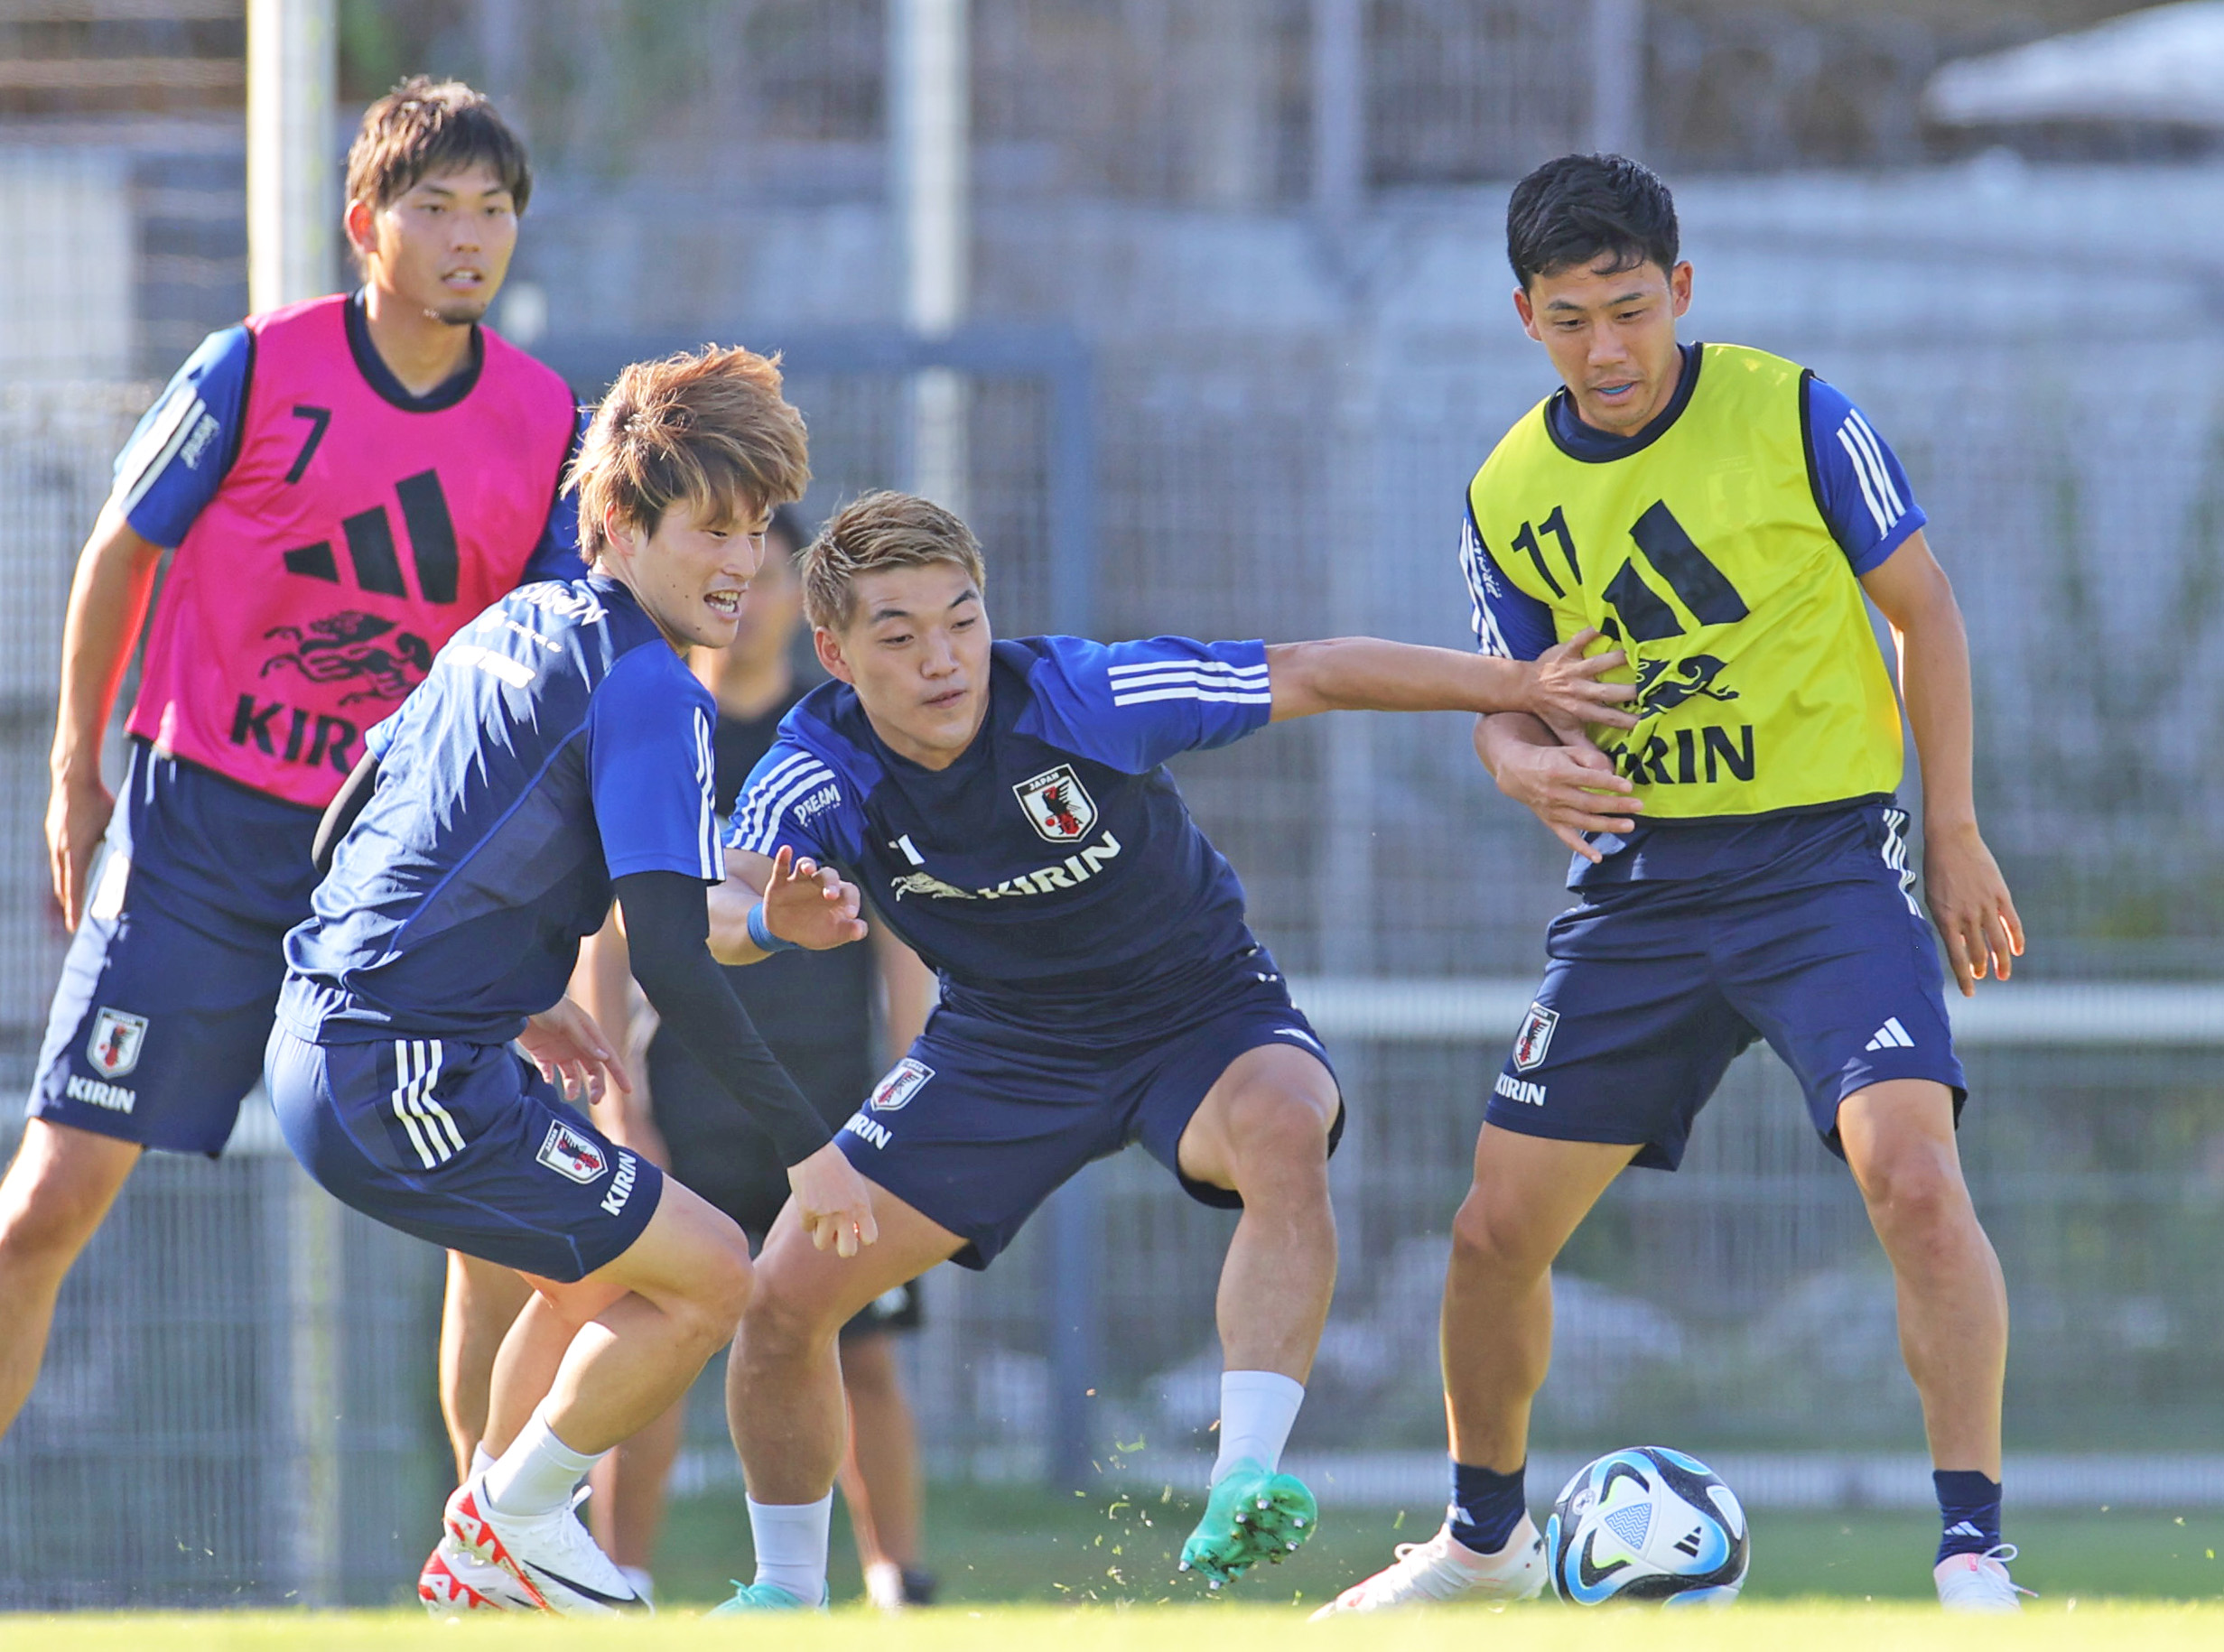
[706,1579,831,1614]
[1308,1514,1546,1617]
[1177,1459,1319,1589]
[862,1561,937,1610]
[442,1474,648,1617]
[1935,1543,2033,1613]
[417,1530,535,1614]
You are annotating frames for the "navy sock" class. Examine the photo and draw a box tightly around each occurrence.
[1448,1460,1528,1555]
[1934,1470,2002,1564]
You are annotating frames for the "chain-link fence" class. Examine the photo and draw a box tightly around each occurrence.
[5,0,2222,1609]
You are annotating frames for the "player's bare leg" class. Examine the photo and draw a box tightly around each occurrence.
[1441,1128,1634,1471]
[1315,1127,1633,1617]
[0,1119,141,1436]
[589,1393,684,1584]
[440,1250,532,1480]
[839,1330,929,1605]
[1168,1043,1338,1585]
[720,1181,958,1610]
[1838,1078,2021,1608]
[1838,1079,2005,1476]
[443,1180,752,1614]
[1177,1043,1340,1378]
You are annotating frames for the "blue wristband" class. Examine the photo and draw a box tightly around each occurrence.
[746,899,800,953]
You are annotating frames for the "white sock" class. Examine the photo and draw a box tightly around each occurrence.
[748,1493,833,1602]
[483,1406,601,1518]
[470,1444,495,1480]
[1212,1369,1306,1482]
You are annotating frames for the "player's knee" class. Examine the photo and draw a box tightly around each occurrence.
[0,1160,112,1267]
[1448,1189,1548,1278]
[1858,1145,1969,1241]
[1224,1090,1333,1183]
[737,1260,835,1361]
[685,1231,754,1337]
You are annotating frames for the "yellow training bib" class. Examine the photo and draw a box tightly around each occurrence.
[1467,343,1902,818]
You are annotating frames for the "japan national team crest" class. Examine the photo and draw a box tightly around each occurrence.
[1512,1001,1559,1072]
[535,1121,609,1184]
[870,1058,935,1112]
[1013,764,1098,842]
[86,1007,148,1078]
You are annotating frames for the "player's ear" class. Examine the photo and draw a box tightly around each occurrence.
[813,624,856,685]
[344,198,379,267]
[1669,260,1693,317]
[1512,283,1540,341]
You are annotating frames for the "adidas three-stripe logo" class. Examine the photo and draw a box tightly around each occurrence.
[1107,656,1270,707]
[1866,1017,1916,1052]
[1836,409,1907,538]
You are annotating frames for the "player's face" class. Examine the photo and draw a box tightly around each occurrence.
[349,161,519,326]
[721,525,805,672]
[1514,255,1693,437]
[814,561,991,769]
[604,499,772,652]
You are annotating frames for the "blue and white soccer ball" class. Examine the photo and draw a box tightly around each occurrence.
[1544,1446,1749,1606]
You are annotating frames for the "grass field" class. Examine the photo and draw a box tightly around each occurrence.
[14,1604,2224,1650]
[648,1483,2224,1608]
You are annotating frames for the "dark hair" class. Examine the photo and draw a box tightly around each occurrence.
[346,77,532,217]
[767,504,812,559]
[1505,153,1678,289]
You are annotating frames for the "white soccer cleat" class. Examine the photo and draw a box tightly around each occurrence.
[1308,1514,1546,1617]
[864,1558,908,1611]
[1934,1543,2032,1613]
[418,1529,535,1615]
[442,1474,648,1616]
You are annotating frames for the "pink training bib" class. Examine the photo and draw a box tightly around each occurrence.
[128,294,576,806]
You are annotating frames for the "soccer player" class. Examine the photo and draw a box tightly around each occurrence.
[0,78,584,1443]
[1316,154,2028,1616]
[705,489,1637,1610]
[271,346,879,1616]
[456,507,944,1609]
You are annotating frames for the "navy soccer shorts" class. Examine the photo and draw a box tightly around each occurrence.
[267,1028,664,1283]
[836,973,1344,1269]
[29,747,319,1157]
[1484,856,1968,1171]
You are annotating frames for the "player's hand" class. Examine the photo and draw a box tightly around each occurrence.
[1493,739,1641,863]
[787,1142,879,1258]
[1524,629,1639,746]
[760,845,868,952]
[519,996,634,1106]
[1922,819,2024,997]
[46,772,115,932]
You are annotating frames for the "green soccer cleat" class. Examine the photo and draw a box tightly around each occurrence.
[705,1579,829,1615]
[1177,1459,1319,1589]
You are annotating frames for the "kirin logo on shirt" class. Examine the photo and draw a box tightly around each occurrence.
[535,1121,610,1184]
[1013,764,1098,843]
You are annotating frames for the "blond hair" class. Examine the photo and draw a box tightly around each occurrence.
[802,490,986,630]
[572,346,811,561]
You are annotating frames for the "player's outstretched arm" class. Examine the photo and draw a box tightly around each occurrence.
[47,504,163,928]
[1263,630,1637,743]
[1861,530,2024,996]
[706,846,868,965]
[1474,710,1641,863]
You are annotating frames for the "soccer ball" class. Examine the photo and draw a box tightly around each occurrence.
[1544,1446,1749,1606]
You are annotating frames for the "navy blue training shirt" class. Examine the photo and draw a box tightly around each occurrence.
[1461,346,1925,892]
[729,635,1274,1046]
[281,574,721,1044]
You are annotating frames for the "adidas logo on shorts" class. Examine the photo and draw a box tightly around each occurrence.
[1866,1016,1915,1052]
